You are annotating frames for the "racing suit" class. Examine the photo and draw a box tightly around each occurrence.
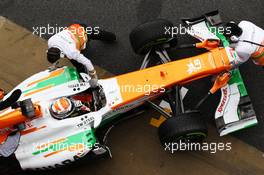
[48,24,98,86]
[230,21,264,65]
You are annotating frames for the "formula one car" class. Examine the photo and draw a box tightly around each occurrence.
[0,11,258,173]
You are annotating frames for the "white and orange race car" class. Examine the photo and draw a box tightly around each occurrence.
[0,11,258,173]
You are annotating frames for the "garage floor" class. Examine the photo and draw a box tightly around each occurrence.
[0,16,264,175]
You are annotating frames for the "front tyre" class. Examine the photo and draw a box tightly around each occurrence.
[158,111,208,148]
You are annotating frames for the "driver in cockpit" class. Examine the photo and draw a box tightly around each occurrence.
[50,96,93,119]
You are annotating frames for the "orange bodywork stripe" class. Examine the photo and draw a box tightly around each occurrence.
[43,143,84,158]
[113,48,231,109]
[27,69,64,87]
[37,138,66,149]
[24,85,53,97]
[21,125,47,136]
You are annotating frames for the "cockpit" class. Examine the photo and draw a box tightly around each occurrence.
[49,86,106,120]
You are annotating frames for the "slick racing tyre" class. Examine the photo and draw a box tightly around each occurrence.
[0,154,22,175]
[129,19,177,55]
[158,111,208,148]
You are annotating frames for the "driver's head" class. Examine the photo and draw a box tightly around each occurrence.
[223,22,243,39]
[51,97,72,115]
[47,47,64,64]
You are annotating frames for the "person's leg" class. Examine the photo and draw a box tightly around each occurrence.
[78,23,116,42]
[88,29,116,42]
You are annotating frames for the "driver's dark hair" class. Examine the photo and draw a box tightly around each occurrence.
[47,47,61,63]
[223,22,243,38]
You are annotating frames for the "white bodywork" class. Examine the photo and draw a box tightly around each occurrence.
[1,67,143,170]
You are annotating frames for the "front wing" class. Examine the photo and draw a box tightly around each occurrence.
[182,11,258,135]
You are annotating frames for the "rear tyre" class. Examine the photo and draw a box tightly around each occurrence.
[129,19,176,55]
[158,111,207,148]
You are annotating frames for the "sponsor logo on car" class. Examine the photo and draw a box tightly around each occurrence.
[187,59,202,74]
[217,87,228,113]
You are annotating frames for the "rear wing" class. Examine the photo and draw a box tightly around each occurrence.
[182,10,222,26]
[182,10,223,42]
